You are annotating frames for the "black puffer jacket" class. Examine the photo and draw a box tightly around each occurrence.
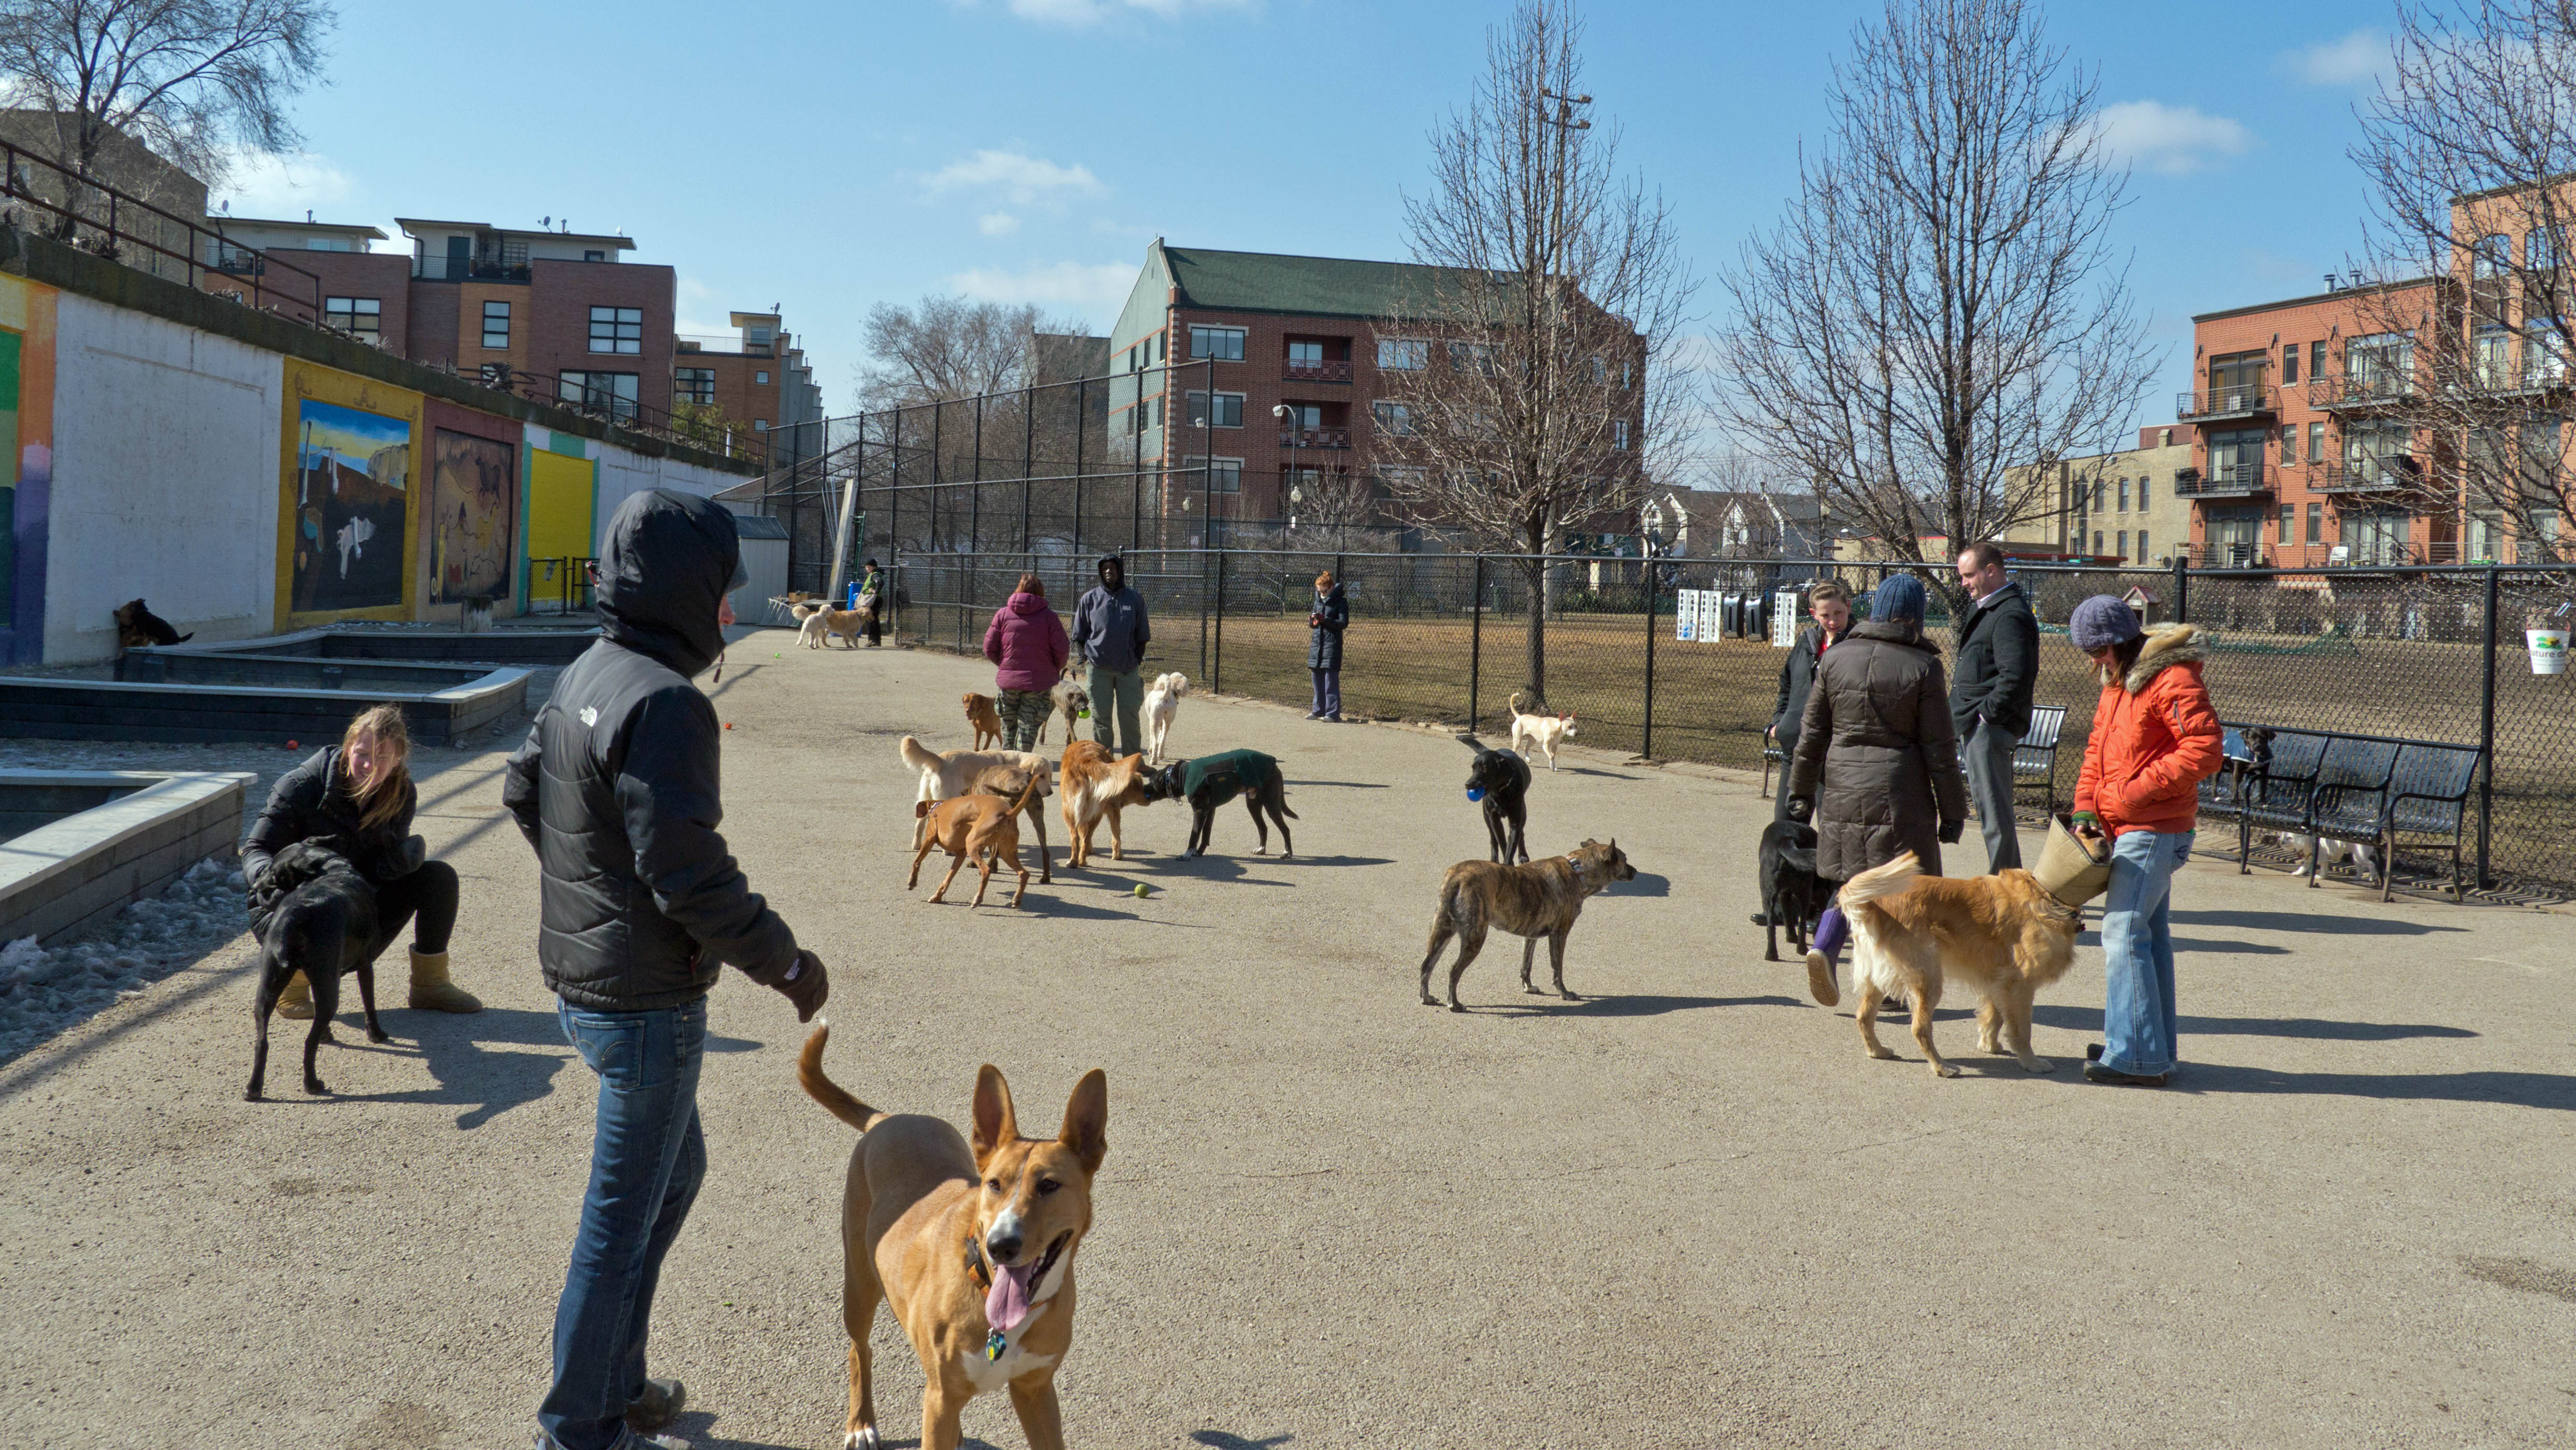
[1307,583,1348,671]
[1785,617,1969,881]
[244,745,422,888]
[1950,579,2040,740]
[502,490,798,1011]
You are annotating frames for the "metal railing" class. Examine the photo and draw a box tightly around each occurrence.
[2320,459,2428,495]
[411,253,529,282]
[1284,358,1353,382]
[2315,370,2414,410]
[0,140,323,322]
[1279,426,1352,448]
[2177,382,2277,419]
[677,335,772,356]
[427,363,767,463]
[2174,462,2270,496]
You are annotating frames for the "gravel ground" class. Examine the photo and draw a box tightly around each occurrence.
[0,632,2571,1450]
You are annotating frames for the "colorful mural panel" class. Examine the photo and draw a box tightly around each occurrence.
[290,399,411,613]
[429,429,515,605]
[0,274,57,664]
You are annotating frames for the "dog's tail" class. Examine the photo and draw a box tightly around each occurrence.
[899,734,944,774]
[1008,769,1044,816]
[1508,690,1533,717]
[1836,851,1922,911]
[173,631,194,644]
[798,1022,888,1133]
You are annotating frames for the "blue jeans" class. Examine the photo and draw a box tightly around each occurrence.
[2101,830,2191,1076]
[1309,668,1340,718]
[540,999,708,1450]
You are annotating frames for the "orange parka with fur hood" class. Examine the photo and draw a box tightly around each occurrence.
[2074,624,2224,837]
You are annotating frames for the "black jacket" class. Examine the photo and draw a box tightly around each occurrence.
[1307,584,1348,671]
[502,489,798,1011]
[1949,580,2040,740]
[1768,624,1835,752]
[244,745,421,888]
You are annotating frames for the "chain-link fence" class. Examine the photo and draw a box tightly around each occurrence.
[888,547,2576,898]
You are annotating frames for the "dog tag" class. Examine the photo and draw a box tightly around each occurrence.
[984,1329,1008,1361]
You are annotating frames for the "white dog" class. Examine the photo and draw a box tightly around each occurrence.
[1507,690,1577,770]
[1143,671,1190,765]
[2286,835,2378,881]
[793,602,828,649]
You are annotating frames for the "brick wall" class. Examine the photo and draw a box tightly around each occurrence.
[524,259,677,413]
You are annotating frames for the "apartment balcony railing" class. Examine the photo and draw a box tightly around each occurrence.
[678,335,773,356]
[1284,358,1353,383]
[1279,426,1352,449]
[2314,370,2414,411]
[2187,542,2271,569]
[2176,383,2276,421]
[2173,462,2271,498]
[411,253,532,283]
[2320,459,2432,496]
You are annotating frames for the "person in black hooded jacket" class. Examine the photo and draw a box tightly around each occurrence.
[503,488,827,1450]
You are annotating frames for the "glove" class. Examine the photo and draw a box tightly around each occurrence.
[2070,810,2103,838]
[1938,819,1965,845]
[765,949,829,1022]
[1785,796,1813,824]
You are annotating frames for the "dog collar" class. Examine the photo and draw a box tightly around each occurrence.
[1564,853,1588,883]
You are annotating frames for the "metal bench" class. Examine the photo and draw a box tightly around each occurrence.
[2221,727,2334,872]
[2303,736,2403,889]
[1761,738,1785,797]
[2377,742,2485,901]
[2011,705,2068,820]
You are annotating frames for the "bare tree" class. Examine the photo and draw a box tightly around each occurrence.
[2346,0,2576,565]
[1715,0,2155,602]
[855,296,1085,411]
[0,0,331,198]
[1373,0,1696,703]
[1283,468,1380,552]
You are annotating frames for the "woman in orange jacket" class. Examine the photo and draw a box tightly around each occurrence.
[2069,596,2223,1086]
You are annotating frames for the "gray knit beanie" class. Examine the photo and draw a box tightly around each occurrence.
[1872,573,1927,625]
[2069,594,2143,652]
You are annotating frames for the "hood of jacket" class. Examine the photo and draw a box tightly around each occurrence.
[1318,582,1344,604]
[596,489,741,678]
[1848,616,1935,653]
[2113,622,2204,692]
[1005,590,1051,617]
[1096,554,1126,588]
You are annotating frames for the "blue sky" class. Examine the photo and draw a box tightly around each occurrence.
[231,0,2398,438]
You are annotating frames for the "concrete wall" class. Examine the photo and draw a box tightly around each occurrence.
[593,442,749,552]
[47,293,284,661]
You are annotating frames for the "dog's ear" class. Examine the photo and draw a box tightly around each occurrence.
[972,1063,1019,1162]
[1057,1068,1108,1174]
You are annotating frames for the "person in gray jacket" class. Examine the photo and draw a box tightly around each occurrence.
[1069,554,1151,756]
[1948,541,2041,872]
[503,489,827,1450]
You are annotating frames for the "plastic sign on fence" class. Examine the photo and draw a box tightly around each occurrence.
[1700,590,1723,641]
[1772,590,1802,647]
[1675,588,1699,641]
[2532,627,2568,676]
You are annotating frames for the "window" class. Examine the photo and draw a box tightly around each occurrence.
[1191,325,1245,361]
[589,306,643,354]
[753,419,768,431]
[2476,325,2515,386]
[2527,317,2570,382]
[1184,390,1243,428]
[1378,338,1428,370]
[558,370,640,419]
[2308,421,2325,461]
[2347,332,2413,395]
[754,370,769,384]
[2138,530,2149,562]
[2307,502,2324,543]
[2469,512,2505,561]
[481,299,510,350]
[2138,474,2152,508]
[2117,478,2130,512]
[1447,341,1495,374]
[1371,401,1414,436]
[2473,233,2513,277]
[2092,480,2107,511]
[2279,503,2294,543]
[324,296,380,340]
[2117,530,2129,561]
[2280,423,2296,462]
[1280,403,1323,431]
[1614,418,1631,450]
[674,367,716,404]
[583,248,607,262]
[2533,228,2565,270]
[1185,456,1243,492]
[2092,530,2103,555]
[1287,340,1323,368]
[2310,340,2325,378]
[1129,397,1160,433]
[2282,344,2300,384]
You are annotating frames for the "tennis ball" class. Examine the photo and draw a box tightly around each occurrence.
[1133,883,1150,898]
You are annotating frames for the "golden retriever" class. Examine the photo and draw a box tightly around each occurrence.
[1833,851,2084,1077]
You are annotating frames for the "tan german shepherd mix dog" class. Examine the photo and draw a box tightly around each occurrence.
[1057,740,1155,867]
[1834,851,2084,1077]
[1418,838,1635,1011]
[799,1025,1108,1450]
[963,691,1005,750]
[908,771,1042,908]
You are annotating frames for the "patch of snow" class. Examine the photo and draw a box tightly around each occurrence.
[0,858,249,1065]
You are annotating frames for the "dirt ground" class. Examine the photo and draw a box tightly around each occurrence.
[2,632,2573,1449]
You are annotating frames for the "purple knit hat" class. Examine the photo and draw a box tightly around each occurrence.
[2068,595,2143,652]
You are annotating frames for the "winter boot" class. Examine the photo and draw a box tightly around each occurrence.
[406,949,481,1013]
[275,971,315,1020]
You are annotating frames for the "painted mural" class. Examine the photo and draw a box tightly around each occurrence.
[0,273,57,664]
[429,429,515,605]
[291,399,411,613]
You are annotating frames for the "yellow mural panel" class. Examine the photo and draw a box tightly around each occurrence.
[276,361,424,629]
[525,447,595,563]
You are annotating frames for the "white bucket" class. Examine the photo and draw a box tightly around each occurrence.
[2531,628,2569,676]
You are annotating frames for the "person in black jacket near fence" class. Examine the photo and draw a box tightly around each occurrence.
[1948,542,2041,873]
[1307,571,1348,721]
[504,489,829,1450]
[243,702,477,1019]
[1766,579,1852,820]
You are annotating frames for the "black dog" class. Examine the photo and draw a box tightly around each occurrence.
[1458,734,1532,864]
[1753,819,1836,962]
[246,842,391,1100]
[113,597,192,648]
[1146,748,1298,857]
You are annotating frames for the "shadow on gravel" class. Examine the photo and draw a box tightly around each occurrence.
[1470,992,1803,1019]
[304,1006,570,1129]
[1601,872,1670,897]
[2167,908,2473,937]
[667,1408,851,1449]
[2169,1063,2576,1110]
[1286,779,1391,789]
[2031,1004,2480,1042]
[1193,1433,1295,1449]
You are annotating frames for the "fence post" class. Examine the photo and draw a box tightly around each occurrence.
[2171,553,2189,624]
[2479,563,2500,889]
[1469,555,1485,731]
[1198,549,1210,682]
[1211,550,1227,694]
[1641,557,1658,759]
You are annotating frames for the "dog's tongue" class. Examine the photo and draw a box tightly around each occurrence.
[986,1261,1039,1335]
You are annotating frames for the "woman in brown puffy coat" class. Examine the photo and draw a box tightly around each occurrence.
[1785,572,1969,1006]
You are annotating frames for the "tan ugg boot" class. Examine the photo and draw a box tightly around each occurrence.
[406,949,481,1013]
[275,971,315,1020]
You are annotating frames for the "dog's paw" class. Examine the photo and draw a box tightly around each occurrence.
[1864,1043,1898,1061]
[1558,991,1580,1002]
[1419,995,1442,1007]
[243,1084,262,1102]
[2022,1056,2056,1074]
[367,1027,391,1044]
[1523,984,1545,995]
[303,1076,328,1095]
[1930,1061,1962,1078]
[846,1426,884,1450]
[1448,1002,1467,1013]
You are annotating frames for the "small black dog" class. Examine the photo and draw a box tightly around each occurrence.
[1146,748,1298,857]
[1458,734,1532,864]
[113,598,192,649]
[1753,819,1836,962]
[246,842,391,1100]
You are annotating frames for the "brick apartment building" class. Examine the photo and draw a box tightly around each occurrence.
[1104,240,1643,543]
[673,310,816,435]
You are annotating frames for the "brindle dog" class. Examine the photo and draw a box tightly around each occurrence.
[1418,838,1636,1011]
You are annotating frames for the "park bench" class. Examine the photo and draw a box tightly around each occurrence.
[2301,735,2404,887]
[2012,705,2068,820]
[2198,724,2333,871]
[2326,740,2486,902]
[2195,722,2483,901]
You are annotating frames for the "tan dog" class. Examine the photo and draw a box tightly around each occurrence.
[898,736,1053,881]
[964,691,1004,750]
[1057,740,1154,868]
[1832,851,2084,1077]
[1506,689,1577,770]
[1418,838,1636,1010]
[799,1025,1107,1450]
[799,602,867,649]
[908,771,1041,907]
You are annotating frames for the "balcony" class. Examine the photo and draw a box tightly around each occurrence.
[2176,383,2276,422]
[2319,458,2431,497]
[2187,542,2271,568]
[1284,358,1353,383]
[676,335,773,356]
[1279,426,1352,449]
[2172,461,2271,498]
[2314,370,2413,411]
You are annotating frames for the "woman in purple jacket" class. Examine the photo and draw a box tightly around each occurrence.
[983,572,1070,751]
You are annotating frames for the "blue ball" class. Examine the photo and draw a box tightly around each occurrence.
[1467,787,1484,802]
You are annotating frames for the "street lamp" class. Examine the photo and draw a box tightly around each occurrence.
[1274,402,1299,541]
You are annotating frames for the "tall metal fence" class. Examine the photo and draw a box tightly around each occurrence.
[884,547,2576,897]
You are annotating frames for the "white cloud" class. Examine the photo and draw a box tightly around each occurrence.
[2094,100,2253,176]
[948,260,1136,312]
[208,150,354,218]
[978,211,1022,236]
[2287,29,2387,86]
[924,149,1102,204]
